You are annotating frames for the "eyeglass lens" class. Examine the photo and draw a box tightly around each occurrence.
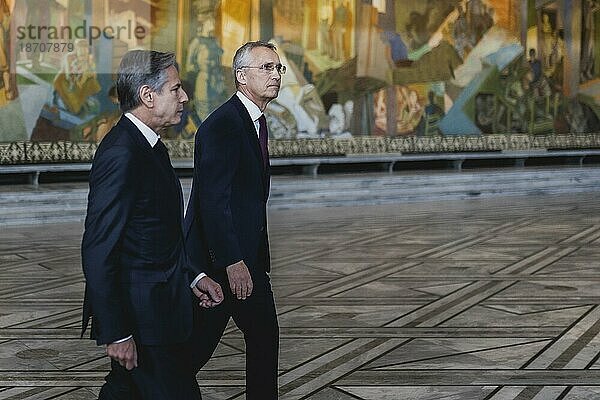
[262,63,286,74]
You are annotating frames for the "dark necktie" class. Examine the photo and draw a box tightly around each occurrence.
[258,114,269,168]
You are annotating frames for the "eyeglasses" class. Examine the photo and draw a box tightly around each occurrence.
[241,63,287,75]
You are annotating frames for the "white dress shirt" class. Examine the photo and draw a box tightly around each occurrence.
[236,91,263,137]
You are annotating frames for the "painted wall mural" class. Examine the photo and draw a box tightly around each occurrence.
[1,0,600,160]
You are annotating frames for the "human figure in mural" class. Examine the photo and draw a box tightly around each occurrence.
[0,0,16,103]
[373,89,387,134]
[541,12,555,67]
[171,78,202,139]
[24,0,51,70]
[331,0,350,61]
[374,86,424,136]
[326,101,353,138]
[468,0,485,24]
[504,67,528,132]
[186,12,225,120]
[482,6,495,33]
[398,89,423,134]
[469,0,487,43]
[53,39,101,115]
[548,29,564,68]
[424,91,444,118]
[547,29,565,90]
[520,66,550,122]
[464,0,495,45]
[529,49,542,81]
[392,87,421,135]
[89,85,121,143]
[541,12,553,35]
[383,30,443,67]
[417,90,445,135]
[405,7,434,50]
[453,4,470,59]
[528,48,542,90]
[395,86,409,134]
[475,94,496,133]
[328,103,348,137]
[318,2,331,56]
[581,0,599,82]
[343,99,354,133]
[383,31,412,67]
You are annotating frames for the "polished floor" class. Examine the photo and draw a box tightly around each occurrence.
[2,192,600,399]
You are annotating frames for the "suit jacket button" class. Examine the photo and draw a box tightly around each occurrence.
[259,226,265,232]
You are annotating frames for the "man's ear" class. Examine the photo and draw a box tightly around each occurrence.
[139,85,153,108]
[235,69,246,86]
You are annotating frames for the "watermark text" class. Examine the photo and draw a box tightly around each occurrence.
[16,20,147,47]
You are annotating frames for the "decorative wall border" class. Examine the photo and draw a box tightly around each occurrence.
[1,134,600,164]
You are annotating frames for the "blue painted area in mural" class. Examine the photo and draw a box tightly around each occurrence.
[440,44,523,136]
[483,44,523,71]
[440,73,489,135]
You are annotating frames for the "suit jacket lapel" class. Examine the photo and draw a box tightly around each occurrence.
[119,116,183,216]
[229,95,269,191]
[153,146,183,222]
[118,115,153,155]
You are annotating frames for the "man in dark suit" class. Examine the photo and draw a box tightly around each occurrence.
[184,41,283,399]
[81,50,223,399]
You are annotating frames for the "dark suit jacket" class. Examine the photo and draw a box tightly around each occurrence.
[81,116,193,346]
[184,94,271,283]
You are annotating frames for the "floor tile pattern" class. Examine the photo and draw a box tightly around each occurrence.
[2,193,600,399]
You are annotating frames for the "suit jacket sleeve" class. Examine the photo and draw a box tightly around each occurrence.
[81,145,137,345]
[194,121,244,270]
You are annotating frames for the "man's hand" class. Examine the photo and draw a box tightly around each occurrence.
[193,276,224,307]
[106,337,138,370]
[226,261,253,300]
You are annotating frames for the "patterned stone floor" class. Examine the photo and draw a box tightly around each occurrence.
[2,192,600,399]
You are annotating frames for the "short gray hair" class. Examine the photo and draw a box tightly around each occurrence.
[232,41,277,88]
[116,50,177,113]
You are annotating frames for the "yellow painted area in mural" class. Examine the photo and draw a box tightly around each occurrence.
[220,0,251,68]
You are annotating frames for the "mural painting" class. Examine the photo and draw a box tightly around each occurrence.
[0,0,600,161]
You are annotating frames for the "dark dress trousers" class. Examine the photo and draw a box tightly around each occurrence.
[184,94,279,399]
[81,116,200,399]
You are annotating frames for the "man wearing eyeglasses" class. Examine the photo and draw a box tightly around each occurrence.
[183,41,283,399]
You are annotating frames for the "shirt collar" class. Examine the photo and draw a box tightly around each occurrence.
[125,112,160,148]
[236,91,263,122]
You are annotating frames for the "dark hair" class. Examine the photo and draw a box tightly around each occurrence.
[116,50,177,113]
[232,41,277,88]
